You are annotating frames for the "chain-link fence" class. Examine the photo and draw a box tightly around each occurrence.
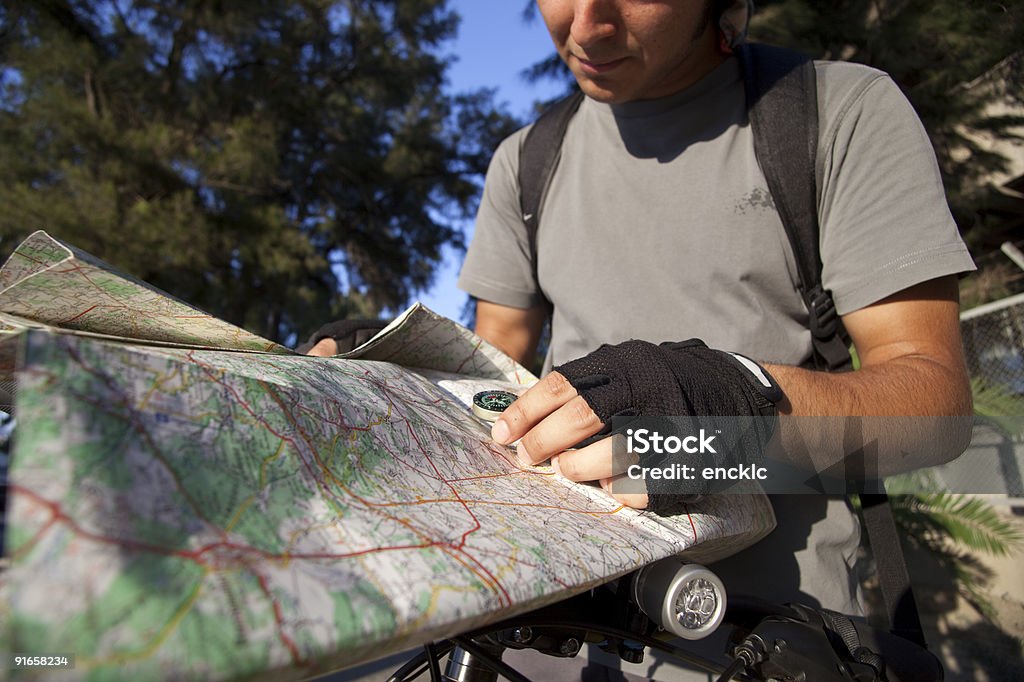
[962,292,1024,396]
[960,239,1024,395]
[954,252,1024,502]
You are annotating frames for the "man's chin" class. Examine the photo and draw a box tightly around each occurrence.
[574,79,632,104]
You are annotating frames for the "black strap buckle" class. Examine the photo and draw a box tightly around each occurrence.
[807,287,839,340]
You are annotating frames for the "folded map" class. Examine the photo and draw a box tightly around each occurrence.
[0,231,775,680]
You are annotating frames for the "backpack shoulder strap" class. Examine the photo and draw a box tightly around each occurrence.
[738,43,852,372]
[860,490,928,648]
[518,90,584,307]
[739,43,927,649]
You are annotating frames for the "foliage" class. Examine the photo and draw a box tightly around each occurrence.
[0,0,520,343]
[882,379,1024,617]
[960,261,1024,309]
[884,472,1024,617]
[518,1,575,108]
[971,376,1024,436]
[888,474,1023,557]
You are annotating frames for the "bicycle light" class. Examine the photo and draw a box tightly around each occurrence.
[633,558,727,640]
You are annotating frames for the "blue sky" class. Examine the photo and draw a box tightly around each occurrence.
[417,2,565,322]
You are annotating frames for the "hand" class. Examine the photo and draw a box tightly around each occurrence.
[491,370,650,508]
[306,338,338,357]
[491,339,783,512]
[297,318,389,355]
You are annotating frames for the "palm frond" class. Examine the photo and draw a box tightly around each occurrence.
[893,492,1024,557]
[971,377,1024,437]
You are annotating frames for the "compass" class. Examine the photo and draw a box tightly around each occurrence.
[471,390,519,422]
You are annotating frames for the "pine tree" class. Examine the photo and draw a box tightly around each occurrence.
[0,1,519,342]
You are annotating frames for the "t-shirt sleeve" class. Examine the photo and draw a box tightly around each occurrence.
[817,65,975,315]
[456,128,545,309]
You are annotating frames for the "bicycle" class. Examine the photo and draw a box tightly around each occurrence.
[385,557,943,682]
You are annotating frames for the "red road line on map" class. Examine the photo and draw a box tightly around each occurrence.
[54,348,223,532]
[10,485,201,559]
[363,497,626,517]
[55,264,128,306]
[342,371,478,447]
[453,548,513,607]
[282,372,510,603]
[682,503,698,543]
[253,376,404,500]
[60,305,98,324]
[405,422,481,549]
[446,469,550,483]
[15,485,586,602]
[186,353,517,606]
[462,499,627,516]
[190,540,445,563]
[468,549,572,589]
[187,356,308,461]
[60,350,594,538]
[254,570,303,664]
[12,250,48,266]
[486,448,538,471]
[20,349,602,628]
[6,515,59,560]
[454,340,481,375]
[11,485,455,566]
[199,364,490,585]
[357,369,445,408]
[263,371,610,604]
[67,383,225,499]
[370,317,443,363]
[53,265,229,341]
[257,379,438,522]
[287,388,566,511]
[405,423,513,607]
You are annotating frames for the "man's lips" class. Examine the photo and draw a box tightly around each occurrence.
[574,55,628,75]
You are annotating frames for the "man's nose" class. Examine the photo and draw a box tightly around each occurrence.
[569,0,618,49]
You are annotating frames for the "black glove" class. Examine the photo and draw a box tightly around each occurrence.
[296,318,389,355]
[553,339,783,512]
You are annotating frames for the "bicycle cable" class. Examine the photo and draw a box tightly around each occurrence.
[424,642,442,682]
[715,656,747,682]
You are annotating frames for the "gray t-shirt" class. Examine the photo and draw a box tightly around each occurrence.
[457,56,973,664]
[459,58,972,371]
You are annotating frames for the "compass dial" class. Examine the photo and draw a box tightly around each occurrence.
[472,390,519,421]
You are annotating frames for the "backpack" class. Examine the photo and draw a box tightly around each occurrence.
[515,41,934,669]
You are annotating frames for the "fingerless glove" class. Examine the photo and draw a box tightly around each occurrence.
[554,339,783,512]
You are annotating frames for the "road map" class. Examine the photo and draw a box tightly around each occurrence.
[0,232,776,680]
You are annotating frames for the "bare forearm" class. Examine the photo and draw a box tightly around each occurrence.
[765,359,973,478]
[474,300,547,366]
[767,357,972,418]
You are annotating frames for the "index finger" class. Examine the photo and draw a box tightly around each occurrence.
[491,371,578,444]
[306,338,338,357]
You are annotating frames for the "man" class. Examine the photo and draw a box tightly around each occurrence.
[307,0,974,677]
[452,0,974,678]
